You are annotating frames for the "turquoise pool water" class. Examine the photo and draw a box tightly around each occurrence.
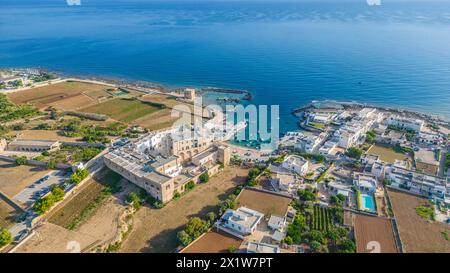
[360,194,376,213]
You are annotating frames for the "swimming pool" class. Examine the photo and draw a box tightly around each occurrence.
[360,193,376,213]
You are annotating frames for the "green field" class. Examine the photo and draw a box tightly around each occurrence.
[366,144,411,164]
[308,121,326,129]
[307,205,336,232]
[81,98,163,123]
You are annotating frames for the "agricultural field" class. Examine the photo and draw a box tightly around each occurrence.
[134,93,209,131]
[236,189,292,216]
[307,205,336,232]
[7,81,112,110]
[133,108,179,131]
[366,144,411,164]
[48,170,123,230]
[181,230,243,253]
[12,129,79,142]
[80,98,164,123]
[354,214,398,253]
[387,189,450,252]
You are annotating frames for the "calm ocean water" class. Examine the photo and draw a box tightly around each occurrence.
[1,0,450,132]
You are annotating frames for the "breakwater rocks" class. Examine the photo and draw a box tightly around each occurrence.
[201,87,252,100]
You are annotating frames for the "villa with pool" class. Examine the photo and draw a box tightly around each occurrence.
[353,172,378,213]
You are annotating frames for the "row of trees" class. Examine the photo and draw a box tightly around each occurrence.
[69,168,90,184]
[34,186,66,214]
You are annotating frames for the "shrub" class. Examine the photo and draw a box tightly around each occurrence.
[366,131,376,143]
[283,236,294,245]
[15,156,28,165]
[219,194,237,214]
[416,205,435,221]
[296,153,325,163]
[128,192,142,210]
[185,180,196,191]
[46,159,57,169]
[0,228,13,247]
[337,239,356,253]
[205,212,216,223]
[173,190,181,200]
[356,190,361,210]
[179,217,209,245]
[153,200,164,209]
[234,185,243,195]
[69,169,89,184]
[177,230,192,246]
[298,189,316,202]
[345,147,363,159]
[199,172,210,183]
[227,246,237,253]
[11,124,25,130]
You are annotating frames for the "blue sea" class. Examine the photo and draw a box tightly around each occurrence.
[1,0,450,133]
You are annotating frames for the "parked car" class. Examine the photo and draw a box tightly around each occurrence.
[15,229,30,242]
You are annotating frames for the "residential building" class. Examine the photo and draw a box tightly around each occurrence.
[385,166,449,206]
[295,132,328,153]
[334,108,382,148]
[328,181,353,204]
[386,115,424,132]
[353,172,378,193]
[417,131,444,146]
[282,155,309,176]
[318,140,337,155]
[219,207,264,236]
[267,215,286,232]
[271,172,298,194]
